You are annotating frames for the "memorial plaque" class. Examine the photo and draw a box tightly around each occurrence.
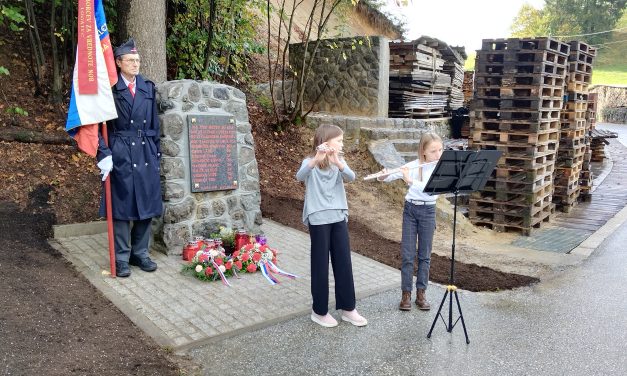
[187,114,238,192]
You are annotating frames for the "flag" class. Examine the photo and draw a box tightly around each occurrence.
[65,0,118,157]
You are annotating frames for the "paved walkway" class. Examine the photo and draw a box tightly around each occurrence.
[51,219,399,350]
[189,206,627,375]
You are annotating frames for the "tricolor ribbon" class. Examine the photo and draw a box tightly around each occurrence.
[259,262,279,285]
[267,260,298,279]
[212,260,231,287]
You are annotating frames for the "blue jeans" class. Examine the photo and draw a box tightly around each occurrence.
[401,201,436,291]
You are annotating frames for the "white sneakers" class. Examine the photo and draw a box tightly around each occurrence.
[340,309,368,327]
[311,309,368,327]
[311,312,339,327]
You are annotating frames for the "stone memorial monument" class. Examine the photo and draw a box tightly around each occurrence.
[153,80,262,255]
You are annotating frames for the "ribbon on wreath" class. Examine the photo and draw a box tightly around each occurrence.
[267,260,298,279]
[212,260,231,287]
[258,260,298,285]
[259,262,279,285]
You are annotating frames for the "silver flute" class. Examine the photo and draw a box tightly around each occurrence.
[363,160,439,181]
[316,144,344,156]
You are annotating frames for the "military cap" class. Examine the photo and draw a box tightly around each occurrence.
[114,38,138,58]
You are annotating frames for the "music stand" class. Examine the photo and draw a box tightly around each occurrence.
[424,149,502,344]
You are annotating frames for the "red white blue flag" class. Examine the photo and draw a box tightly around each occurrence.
[65,0,118,157]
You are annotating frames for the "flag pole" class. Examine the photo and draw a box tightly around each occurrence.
[101,121,116,277]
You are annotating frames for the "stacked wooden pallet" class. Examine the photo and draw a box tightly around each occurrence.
[388,40,452,118]
[556,41,596,211]
[468,37,570,235]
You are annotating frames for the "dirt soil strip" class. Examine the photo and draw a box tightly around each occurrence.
[0,199,197,375]
[261,195,539,292]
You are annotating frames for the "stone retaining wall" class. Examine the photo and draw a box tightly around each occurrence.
[154,80,262,255]
[289,36,389,117]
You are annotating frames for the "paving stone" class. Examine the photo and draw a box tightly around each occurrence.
[54,219,399,349]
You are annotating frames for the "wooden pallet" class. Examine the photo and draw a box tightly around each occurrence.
[499,150,557,169]
[471,129,559,146]
[470,203,554,235]
[471,119,560,134]
[481,37,569,55]
[470,192,552,218]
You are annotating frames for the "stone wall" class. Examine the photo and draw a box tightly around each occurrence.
[590,85,627,122]
[154,80,262,255]
[289,36,389,117]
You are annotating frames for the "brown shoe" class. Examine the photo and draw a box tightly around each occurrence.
[416,289,431,310]
[399,291,411,311]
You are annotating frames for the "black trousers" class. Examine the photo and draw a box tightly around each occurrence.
[308,220,356,315]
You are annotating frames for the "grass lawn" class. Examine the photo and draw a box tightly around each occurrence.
[592,64,627,86]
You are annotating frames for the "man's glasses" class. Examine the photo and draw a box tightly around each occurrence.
[121,58,141,64]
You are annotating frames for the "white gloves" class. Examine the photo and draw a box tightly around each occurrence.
[97,156,113,181]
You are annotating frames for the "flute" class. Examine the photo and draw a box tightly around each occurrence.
[363,160,439,181]
[316,144,344,156]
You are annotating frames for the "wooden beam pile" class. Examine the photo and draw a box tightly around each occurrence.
[463,71,474,107]
[468,37,570,235]
[388,40,451,118]
[555,41,596,211]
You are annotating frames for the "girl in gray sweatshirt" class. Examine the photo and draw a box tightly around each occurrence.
[296,124,367,328]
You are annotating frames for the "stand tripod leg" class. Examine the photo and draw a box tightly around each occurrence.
[427,290,449,338]
[454,290,470,344]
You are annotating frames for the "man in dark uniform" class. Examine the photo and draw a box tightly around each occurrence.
[96,38,161,277]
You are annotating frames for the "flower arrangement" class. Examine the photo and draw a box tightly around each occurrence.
[182,236,297,285]
[210,226,235,251]
[181,245,236,286]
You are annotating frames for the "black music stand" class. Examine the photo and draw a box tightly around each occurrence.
[424,149,502,344]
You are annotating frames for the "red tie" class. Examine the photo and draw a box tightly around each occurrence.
[128,82,135,97]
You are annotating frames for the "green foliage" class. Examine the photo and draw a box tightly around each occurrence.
[0,66,9,76]
[510,0,627,44]
[167,0,265,82]
[592,12,627,84]
[464,52,476,71]
[510,4,550,37]
[6,107,28,116]
[0,4,26,32]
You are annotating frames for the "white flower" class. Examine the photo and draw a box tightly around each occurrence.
[195,265,203,273]
[219,265,226,273]
[209,250,219,257]
[195,250,203,257]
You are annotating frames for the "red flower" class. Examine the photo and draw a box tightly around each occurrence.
[252,252,262,262]
[199,254,209,263]
[225,261,232,270]
[246,263,257,273]
[244,244,254,251]
[232,250,240,258]
[214,258,224,266]
[234,261,243,270]
[204,266,213,276]
[259,245,268,252]
[271,249,277,257]
[272,257,277,264]
[241,253,250,262]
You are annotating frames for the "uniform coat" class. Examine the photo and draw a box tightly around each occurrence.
[97,73,162,220]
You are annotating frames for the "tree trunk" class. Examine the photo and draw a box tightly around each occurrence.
[0,126,73,146]
[117,0,167,83]
[24,0,45,96]
[50,0,63,104]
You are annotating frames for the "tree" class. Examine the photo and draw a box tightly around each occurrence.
[116,0,167,83]
[265,0,360,127]
[510,0,627,44]
[510,4,551,37]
